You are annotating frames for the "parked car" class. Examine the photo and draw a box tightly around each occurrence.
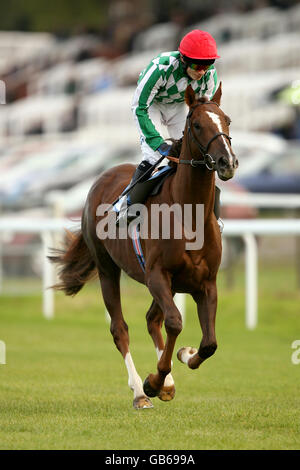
[235,141,300,194]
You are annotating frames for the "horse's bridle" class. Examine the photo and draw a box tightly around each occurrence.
[179,101,232,171]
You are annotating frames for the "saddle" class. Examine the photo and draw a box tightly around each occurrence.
[147,165,176,197]
[122,139,181,209]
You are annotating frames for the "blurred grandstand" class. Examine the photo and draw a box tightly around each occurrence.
[1,0,300,278]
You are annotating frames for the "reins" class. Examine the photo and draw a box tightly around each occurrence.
[167,101,232,171]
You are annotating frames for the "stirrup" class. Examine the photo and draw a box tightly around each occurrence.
[116,206,138,226]
[116,207,128,226]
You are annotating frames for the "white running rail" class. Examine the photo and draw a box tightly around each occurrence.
[0,217,300,328]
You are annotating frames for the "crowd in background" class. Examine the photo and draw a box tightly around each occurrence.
[0,0,299,141]
[100,0,299,58]
[2,0,300,103]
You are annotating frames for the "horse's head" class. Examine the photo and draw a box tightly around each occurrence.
[184,83,238,181]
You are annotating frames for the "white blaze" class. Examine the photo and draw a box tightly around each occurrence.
[206,110,233,164]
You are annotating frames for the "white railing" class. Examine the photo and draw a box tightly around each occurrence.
[0,216,300,329]
[224,219,300,329]
[221,191,300,209]
[0,217,78,319]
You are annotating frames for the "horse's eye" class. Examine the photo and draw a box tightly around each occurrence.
[193,122,201,131]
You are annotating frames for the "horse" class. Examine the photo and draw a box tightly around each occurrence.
[50,83,238,409]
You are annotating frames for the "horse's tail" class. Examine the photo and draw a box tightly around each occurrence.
[49,229,97,296]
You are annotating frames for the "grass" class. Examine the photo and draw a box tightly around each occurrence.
[0,262,299,450]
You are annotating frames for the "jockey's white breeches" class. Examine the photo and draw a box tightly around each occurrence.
[133,102,187,165]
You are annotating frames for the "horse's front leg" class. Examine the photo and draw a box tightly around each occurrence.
[178,280,218,369]
[146,300,176,401]
[144,269,182,398]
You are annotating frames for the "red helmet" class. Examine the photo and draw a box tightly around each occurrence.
[179,30,220,60]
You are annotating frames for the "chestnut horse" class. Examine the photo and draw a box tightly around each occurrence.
[50,83,238,409]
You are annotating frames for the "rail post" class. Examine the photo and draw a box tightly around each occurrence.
[243,232,258,330]
[42,231,55,319]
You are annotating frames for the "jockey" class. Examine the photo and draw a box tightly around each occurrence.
[117,30,220,224]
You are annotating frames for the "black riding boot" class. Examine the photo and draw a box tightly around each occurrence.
[116,160,154,225]
[130,160,153,185]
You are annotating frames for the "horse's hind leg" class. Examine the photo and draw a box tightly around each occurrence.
[99,268,153,409]
[146,300,176,401]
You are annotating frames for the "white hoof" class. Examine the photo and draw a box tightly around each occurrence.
[177,347,198,365]
[133,396,154,409]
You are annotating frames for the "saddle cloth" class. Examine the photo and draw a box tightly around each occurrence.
[148,164,176,196]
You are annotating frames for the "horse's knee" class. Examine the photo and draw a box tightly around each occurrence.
[199,341,217,359]
[146,302,163,334]
[164,312,182,337]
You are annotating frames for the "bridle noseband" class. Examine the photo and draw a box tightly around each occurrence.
[180,101,232,171]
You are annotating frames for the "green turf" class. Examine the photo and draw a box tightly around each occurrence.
[0,263,299,450]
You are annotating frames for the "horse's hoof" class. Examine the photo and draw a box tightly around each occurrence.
[133,396,154,410]
[143,375,158,398]
[158,385,175,402]
[177,347,198,364]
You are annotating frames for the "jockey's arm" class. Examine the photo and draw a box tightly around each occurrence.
[132,64,165,152]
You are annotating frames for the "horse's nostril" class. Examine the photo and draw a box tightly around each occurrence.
[219,157,229,169]
[235,158,239,169]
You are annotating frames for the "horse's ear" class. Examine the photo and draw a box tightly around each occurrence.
[211,82,222,105]
[185,85,196,107]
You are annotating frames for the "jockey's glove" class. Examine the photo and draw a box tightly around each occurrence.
[157,142,172,157]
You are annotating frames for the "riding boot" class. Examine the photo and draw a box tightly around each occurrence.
[116,160,154,225]
[214,186,224,233]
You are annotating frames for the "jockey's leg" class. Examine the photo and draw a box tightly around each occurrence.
[116,160,157,225]
[161,101,186,141]
[116,104,162,225]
